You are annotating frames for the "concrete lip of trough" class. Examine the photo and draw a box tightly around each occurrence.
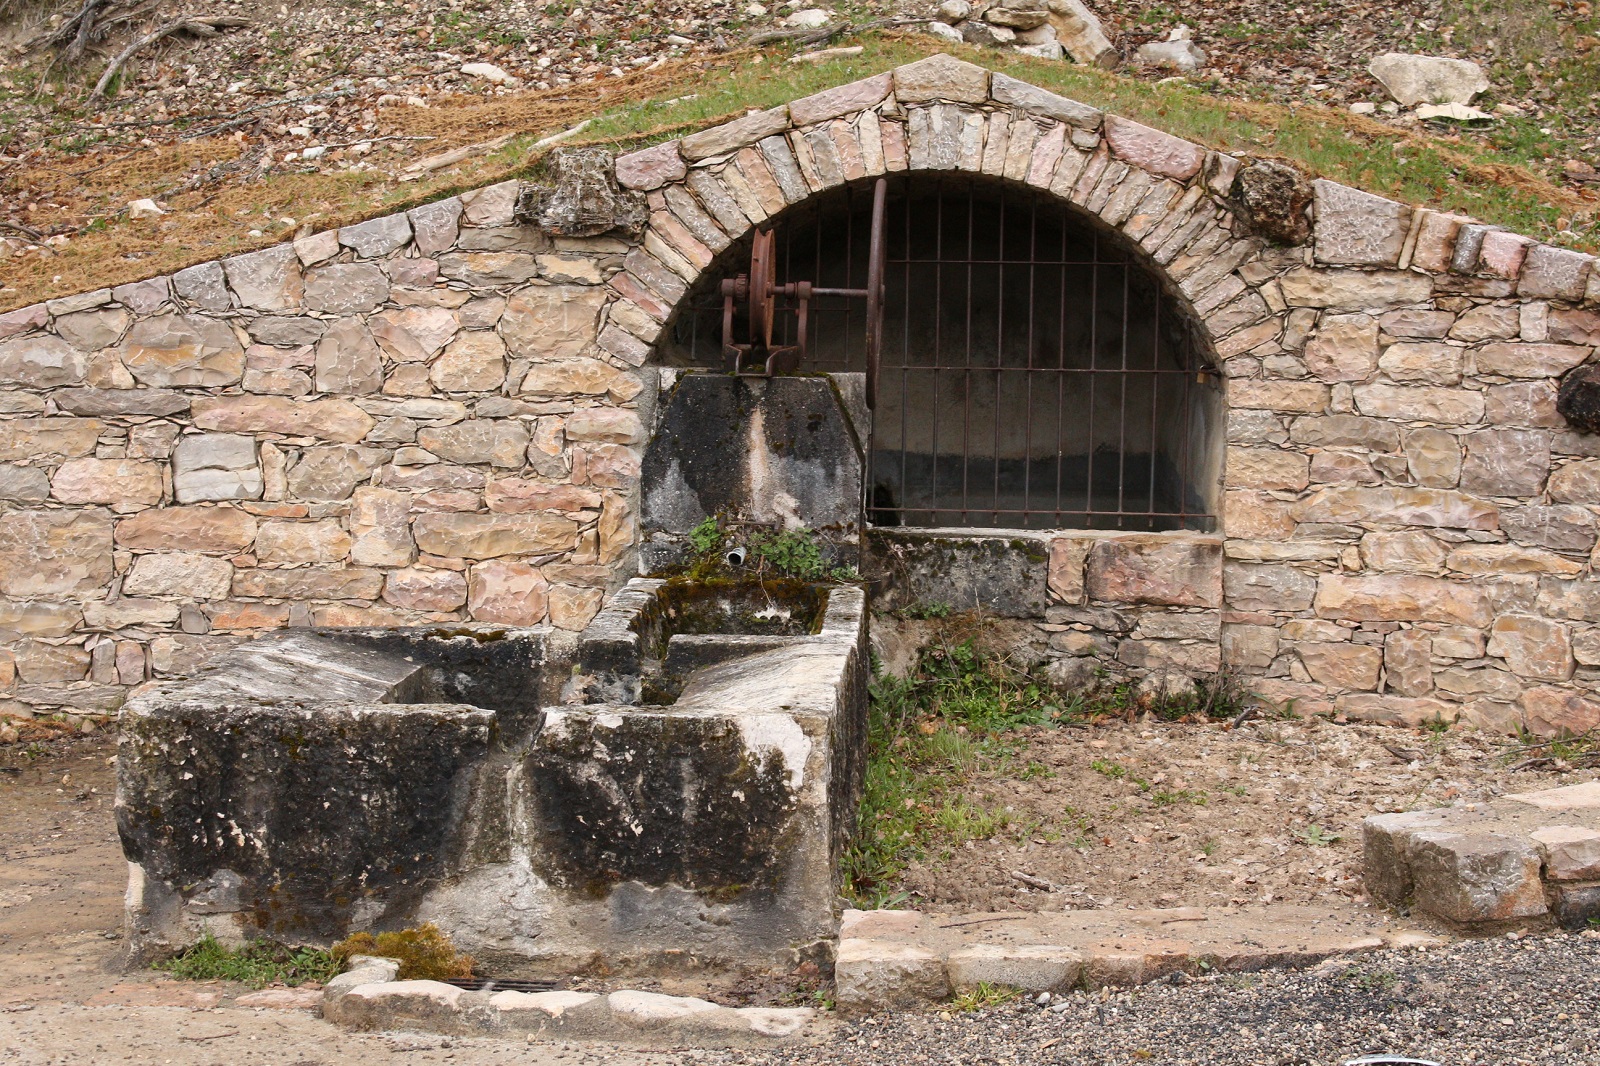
[115,578,870,979]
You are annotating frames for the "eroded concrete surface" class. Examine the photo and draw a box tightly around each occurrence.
[0,735,688,1066]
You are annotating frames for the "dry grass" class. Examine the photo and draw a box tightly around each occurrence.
[3,34,1595,314]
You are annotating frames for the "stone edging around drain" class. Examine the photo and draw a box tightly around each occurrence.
[321,956,816,1046]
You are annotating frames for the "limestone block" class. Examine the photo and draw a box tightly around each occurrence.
[1362,808,1450,903]
[496,286,601,361]
[485,479,602,514]
[1288,414,1400,451]
[171,261,232,311]
[120,314,244,387]
[681,107,791,161]
[1377,342,1460,386]
[303,263,390,315]
[415,513,578,559]
[566,408,644,445]
[1302,313,1378,382]
[293,230,341,266]
[892,54,989,105]
[1479,230,1533,279]
[1435,665,1523,701]
[0,464,51,502]
[1538,578,1600,622]
[1547,460,1600,504]
[1313,180,1411,267]
[1449,304,1519,343]
[192,396,376,443]
[989,72,1101,129]
[54,308,130,352]
[0,509,113,598]
[1446,545,1580,577]
[429,331,507,393]
[461,180,521,227]
[13,640,89,683]
[947,944,1084,993]
[1315,573,1491,626]
[383,567,468,611]
[339,213,412,258]
[1102,115,1203,182]
[350,487,415,567]
[1297,641,1381,691]
[1047,537,1091,604]
[1380,308,1455,339]
[255,520,352,564]
[438,252,541,288]
[1548,307,1600,346]
[124,552,233,599]
[1084,536,1221,608]
[82,597,181,629]
[248,316,327,347]
[1303,485,1494,529]
[173,433,263,504]
[1460,429,1549,497]
[1354,384,1483,424]
[1487,614,1574,681]
[1338,693,1458,728]
[835,938,949,1013]
[1500,505,1597,552]
[1408,831,1547,924]
[287,446,382,502]
[223,245,303,311]
[0,601,82,638]
[467,558,550,623]
[0,417,103,462]
[418,422,530,468]
[1278,268,1432,311]
[50,458,163,512]
[519,358,640,400]
[1229,380,1329,413]
[1369,53,1488,106]
[549,584,605,630]
[1530,826,1600,881]
[115,507,256,553]
[1222,623,1279,668]
[1384,630,1434,696]
[1226,446,1309,491]
[1045,0,1117,66]
[408,197,463,256]
[53,387,191,417]
[1309,450,1378,485]
[0,332,88,388]
[1223,562,1317,612]
[616,141,686,192]
[314,319,384,395]
[232,567,385,601]
[1519,245,1594,302]
[1485,381,1561,429]
[1474,342,1591,378]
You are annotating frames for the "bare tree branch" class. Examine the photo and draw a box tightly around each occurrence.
[92,15,251,98]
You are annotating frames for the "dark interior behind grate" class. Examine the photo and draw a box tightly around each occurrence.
[660,174,1223,533]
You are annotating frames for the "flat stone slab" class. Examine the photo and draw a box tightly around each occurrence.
[832,904,1441,1013]
[1363,780,1600,930]
[323,978,817,1046]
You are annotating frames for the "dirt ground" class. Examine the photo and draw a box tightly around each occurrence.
[890,714,1598,914]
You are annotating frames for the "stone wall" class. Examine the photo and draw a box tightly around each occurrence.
[0,180,646,718]
[5,52,1600,736]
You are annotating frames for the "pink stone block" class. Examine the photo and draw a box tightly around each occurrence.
[1102,115,1205,182]
[616,141,686,191]
[1478,229,1533,279]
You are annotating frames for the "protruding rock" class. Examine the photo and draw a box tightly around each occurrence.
[1046,0,1116,67]
[1368,53,1490,107]
[1232,160,1314,245]
[526,147,647,238]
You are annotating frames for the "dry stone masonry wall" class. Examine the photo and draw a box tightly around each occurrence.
[4,53,1600,737]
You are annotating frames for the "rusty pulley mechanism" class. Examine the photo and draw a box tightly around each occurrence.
[721,177,887,408]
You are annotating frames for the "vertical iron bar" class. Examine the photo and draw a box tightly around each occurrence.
[992,184,1005,525]
[1115,261,1129,528]
[962,183,973,525]
[1023,189,1037,526]
[1084,231,1098,523]
[1148,283,1160,530]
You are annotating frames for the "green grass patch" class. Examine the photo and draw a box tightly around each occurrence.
[950,981,1023,1011]
[155,934,340,988]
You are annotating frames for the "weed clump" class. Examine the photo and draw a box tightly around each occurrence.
[331,923,475,982]
[155,934,339,988]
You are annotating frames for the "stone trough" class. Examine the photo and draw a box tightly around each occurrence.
[117,577,868,978]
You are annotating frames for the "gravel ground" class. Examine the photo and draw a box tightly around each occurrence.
[732,933,1600,1066]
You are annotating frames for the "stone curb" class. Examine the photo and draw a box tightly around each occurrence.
[831,908,1449,1015]
[320,966,817,1046]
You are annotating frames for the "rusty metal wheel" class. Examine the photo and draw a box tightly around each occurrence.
[748,228,777,349]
